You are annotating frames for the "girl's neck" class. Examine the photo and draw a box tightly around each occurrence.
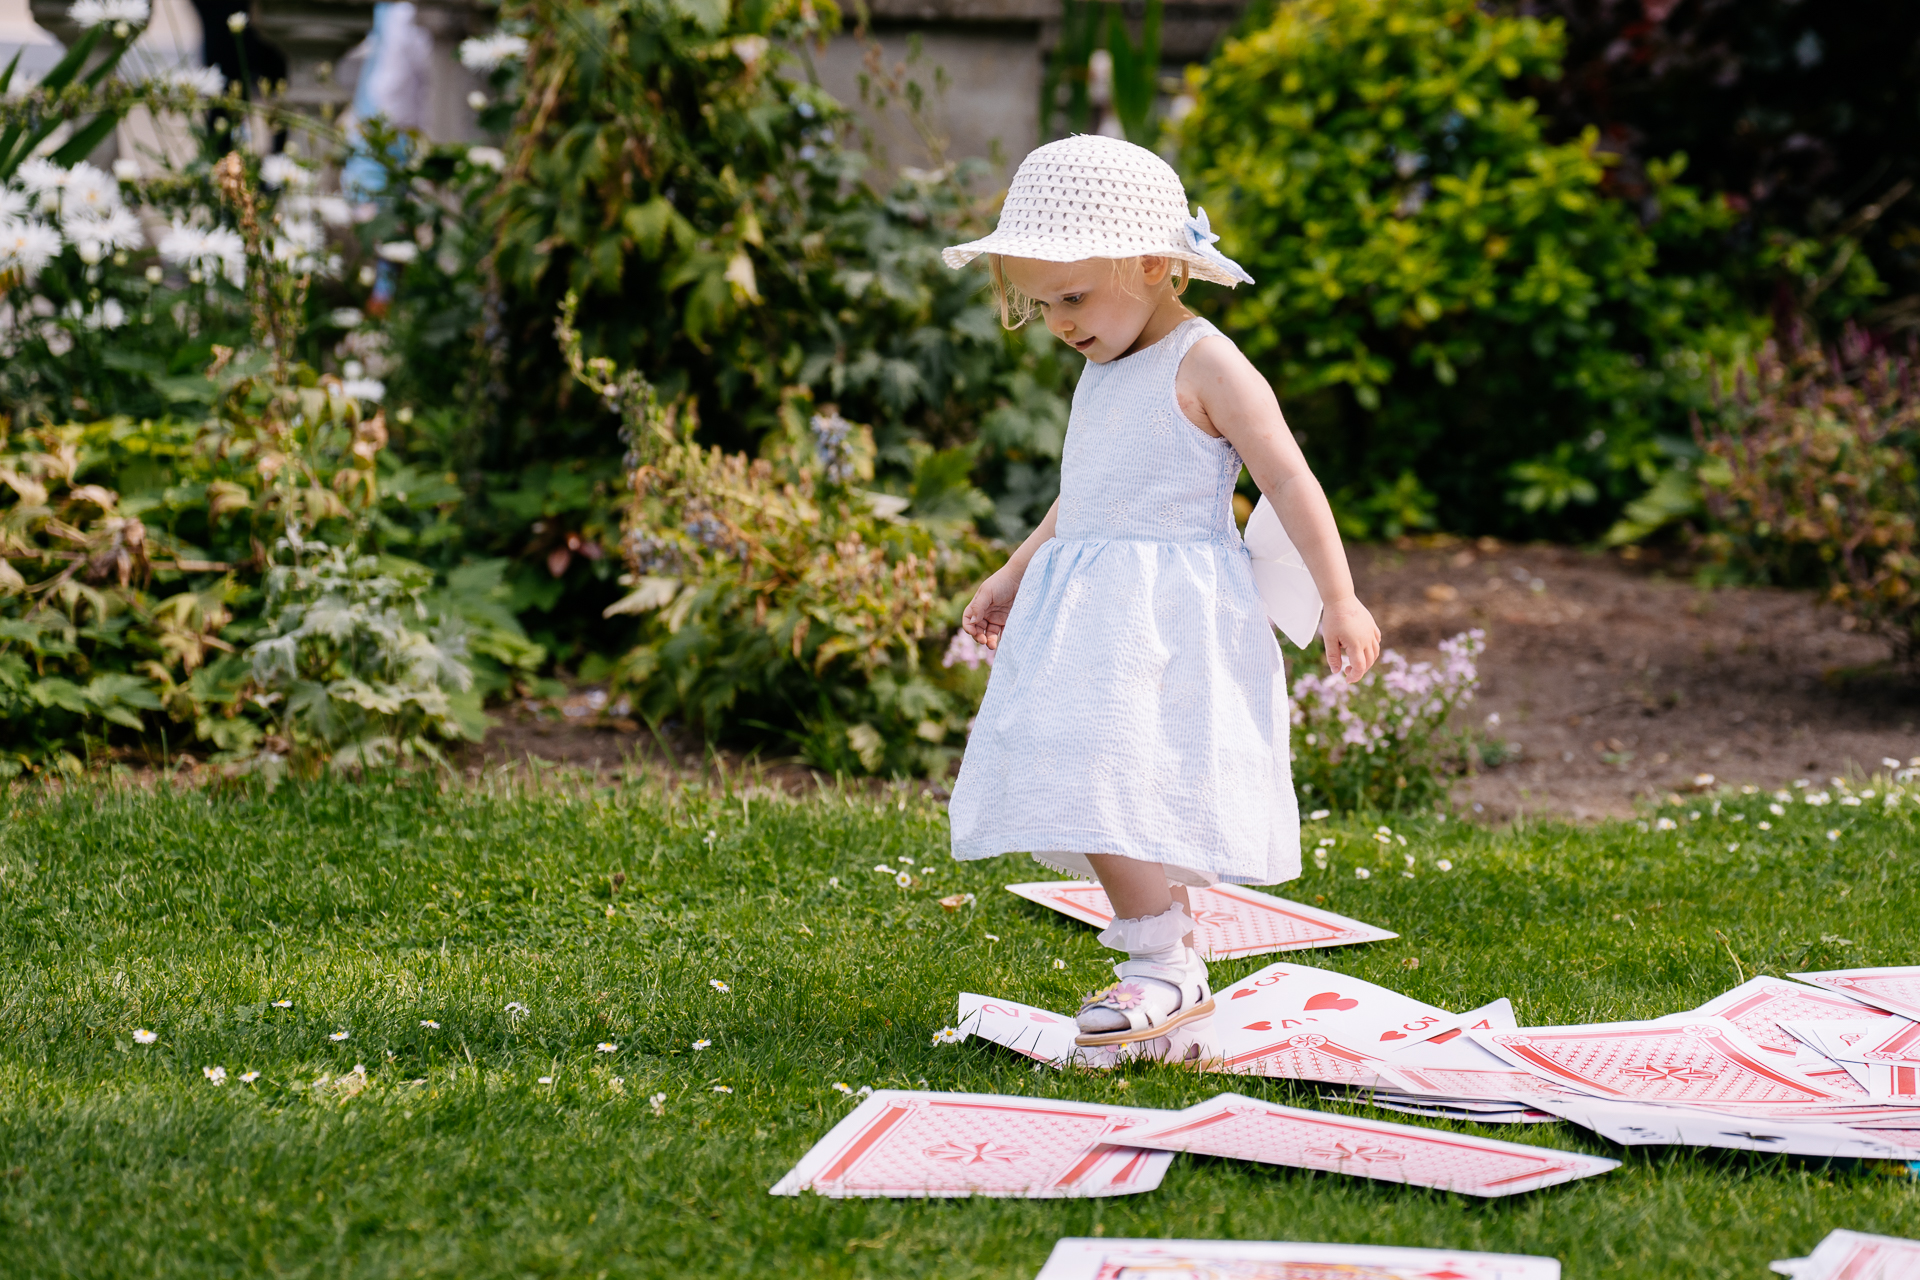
[1119,295,1198,359]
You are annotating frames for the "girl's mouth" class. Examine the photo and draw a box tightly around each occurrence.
[1070,335,1097,351]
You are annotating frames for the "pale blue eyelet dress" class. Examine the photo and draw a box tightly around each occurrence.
[948,316,1301,887]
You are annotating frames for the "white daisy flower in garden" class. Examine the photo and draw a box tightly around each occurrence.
[0,220,63,282]
[538,1076,553,1085]
[504,1002,529,1016]
[1308,810,1330,820]
[239,1071,259,1084]
[1354,867,1371,879]
[158,220,246,287]
[459,32,529,71]
[69,0,149,28]
[692,1039,711,1050]
[259,154,312,188]
[983,933,1000,942]
[1727,843,1740,853]
[1052,958,1066,969]
[272,1000,292,1008]
[709,980,730,993]
[872,865,892,874]
[1654,817,1677,831]
[596,1042,618,1053]
[203,1065,227,1085]
[650,1092,667,1115]
[832,1082,853,1095]
[329,1030,349,1041]
[894,871,912,888]
[1435,859,1453,871]
[16,157,69,195]
[420,1020,439,1029]
[1694,773,1715,788]
[132,1029,157,1044]
[897,855,914,865]
[1758,821,1772,830]
[1826,829,1841,841]
[712,1085,732,1094]
[339,378,385,403]
[856,1086,872,1097]
[65,207,143,263]
[931,1026,963,1045]
[149,63,226,94]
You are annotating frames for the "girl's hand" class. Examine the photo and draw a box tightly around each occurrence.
[1322,597,1381,683]
[962,566,1023,651]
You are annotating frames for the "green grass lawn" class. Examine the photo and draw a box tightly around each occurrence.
[1,775,1915,1278]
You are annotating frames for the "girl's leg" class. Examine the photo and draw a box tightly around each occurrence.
[1085,854,1196,950]
[1077,855,1210,1038]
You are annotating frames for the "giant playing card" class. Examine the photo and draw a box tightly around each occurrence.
[1532,1097,1920,1160]
[1472,1017,1850,1107]
[1771,1229,1920,1280]
[769,1091,1173,1199]
[1034,1236,1562,1279]
[1212,960,1455,1087]
[1120,1093,1619,1197]
[1790,967,1920,1021]
[1670,976,1897,1059]
[1005,881,1397,960]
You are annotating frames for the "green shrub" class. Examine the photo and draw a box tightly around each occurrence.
[561,299,996,775]
[1695,327,1920,663]
[1178,0,1752,539]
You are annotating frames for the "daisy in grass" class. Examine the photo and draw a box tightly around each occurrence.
[650,1092,667,1115]
[931,1026,963,1045]
[240,1071,260,1084]
[709,980,730,993]
[596,1042,618,1053]
[132,1029,157,1044]
[712,1085,732,1094]
[329,1031,349,1041]
[421,1020,439,1029]
[203,1066,227,1085]
[692,1039,711,1050]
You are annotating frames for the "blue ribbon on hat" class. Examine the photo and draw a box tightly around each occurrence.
[1183,207,1254,285]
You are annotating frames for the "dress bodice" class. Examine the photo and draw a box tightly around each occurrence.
[1054,316,1243,547]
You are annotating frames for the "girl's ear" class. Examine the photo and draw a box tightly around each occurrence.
[1139,255,1172,287]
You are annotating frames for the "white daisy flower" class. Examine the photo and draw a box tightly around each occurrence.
[538,1075,553,1085]
[983,933,1000,942]
[272,1000,292,1008]
[711,1085,732,1094]
[596,1042,618,1053]
[1435,859,1453,871]
[1826,829,1840,841]
[65,207,144,262]
[203,1065,227,1084]
[856,1085,872,1097]
[1758,821,1772,830]
[239,1071,260,1084]
[150,63,226,94]
[467,145,506,170]
[420,1020,439,1029]
[1308,809,1330,820]
[0,220,63,282]
[132,1029,157,1044]
[709,980,730,993]
[894,871,912,888]
[260,154,313,188]
[1654,817,1677,831]
[339,378,385,403]
[931,1026,963,1045]
[832,1082,854,1095]
[1354,867,1371,879]
[1052,958,1066,969]
[68,0,149,29]
[650,1092,667,1115]
[692,1039,711,1050]
[458,32,529,71]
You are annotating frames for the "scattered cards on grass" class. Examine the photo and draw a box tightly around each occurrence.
[1771,1229,1920,1279]
[1117,1093,1618,1197]
[1210,959,1456,1086]
[1789,967,1920,1021]
[1004,880,1396,960]
[1531,1096,1920,1160]
[1034,1237,1561,1279]
[1667,975,1898,1058]
[768,1090,1173,1199]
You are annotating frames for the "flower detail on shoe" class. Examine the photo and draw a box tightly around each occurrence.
[1081,981,1147,1014]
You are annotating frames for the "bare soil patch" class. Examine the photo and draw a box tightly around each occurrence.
[1352,541,1920,820]
[460,543,1920,820]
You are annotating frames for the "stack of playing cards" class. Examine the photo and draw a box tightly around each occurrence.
[1771,1229,1920,1278]
[770,1087,1619,1199]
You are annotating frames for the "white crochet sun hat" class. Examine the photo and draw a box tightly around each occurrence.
[942,134,1253,287]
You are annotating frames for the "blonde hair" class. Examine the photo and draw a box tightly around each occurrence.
[987,254,1191,330]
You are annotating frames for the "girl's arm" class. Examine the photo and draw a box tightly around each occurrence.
[1177,338,1382,681]
[961,497,1060,650]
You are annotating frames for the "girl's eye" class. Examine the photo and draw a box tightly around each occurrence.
[1061,294,1084,305]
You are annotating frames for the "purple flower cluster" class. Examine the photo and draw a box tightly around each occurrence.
[941,630,995,671]
[1292,628,1484,757]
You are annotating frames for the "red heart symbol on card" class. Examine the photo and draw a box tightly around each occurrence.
[1379,1030,1407,1041]
[1243,1021,1273,1031]
[1304,992,1359,1012]
[1231,988,1257,1000]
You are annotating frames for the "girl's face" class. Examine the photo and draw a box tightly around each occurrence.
[1000,255,1176,363]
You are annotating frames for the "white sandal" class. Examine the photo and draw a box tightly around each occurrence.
[1074,948,1215,1047]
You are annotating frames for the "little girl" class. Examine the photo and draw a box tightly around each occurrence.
[943,136,1381,1048]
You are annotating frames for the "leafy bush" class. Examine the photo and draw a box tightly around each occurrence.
[1290,628,1484,812]
[1177,0,1752,539]
[564,300,997,775]
[1695,327,1920,663]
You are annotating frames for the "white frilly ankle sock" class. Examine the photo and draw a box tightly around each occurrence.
[1095,903,1195,955]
